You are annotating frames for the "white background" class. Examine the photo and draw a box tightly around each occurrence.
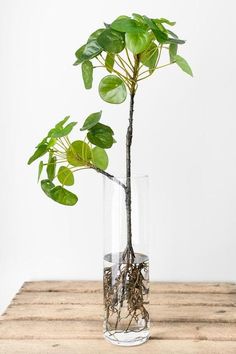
[0,0,236,313]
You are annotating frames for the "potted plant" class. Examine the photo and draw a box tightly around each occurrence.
[28,13,192,346]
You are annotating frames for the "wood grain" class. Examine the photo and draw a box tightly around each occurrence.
[12,291,236,306]
[0,340,236,354]
[0,281,236,353]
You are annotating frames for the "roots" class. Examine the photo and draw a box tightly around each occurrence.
[103,253,149,334]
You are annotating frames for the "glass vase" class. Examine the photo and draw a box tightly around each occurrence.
[103,175,150,346]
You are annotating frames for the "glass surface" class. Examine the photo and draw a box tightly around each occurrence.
[103,176,150,346]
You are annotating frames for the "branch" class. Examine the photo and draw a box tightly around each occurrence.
[92,166,126,190]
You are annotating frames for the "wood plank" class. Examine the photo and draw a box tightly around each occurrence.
[0,320,235,340]
[0,339,236,354]
[22,281,236,294]
[2,304,236,322]
[12,291,236,306]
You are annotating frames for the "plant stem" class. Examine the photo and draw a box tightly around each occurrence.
[124,55,140,262]
[92,166,126,190]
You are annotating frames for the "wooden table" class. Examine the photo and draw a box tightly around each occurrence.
[0,282,236,353]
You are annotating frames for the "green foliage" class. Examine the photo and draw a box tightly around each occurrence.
[38,161,44,182]
[29,13,193,207]
[111,18,145,33]
[58,166,74,186]
[29,114,115,205]
[169,43,178,62]
[175,55,193,76]
[28,144,48,165]
[41,179,55,198]
[82,60,93,89]
[80,111,102,131]
[46,154,56,181]
[50,186,78,206]
[125,32,150,54]
[87,122,114,149]
[73,13,192,101]
[67,140,91,166]
[74,41,102,66]
[99,75,127,104]
[140,42,158,70]
[92,147,108,170]
[97,29,125,53]
[105,53,115,73]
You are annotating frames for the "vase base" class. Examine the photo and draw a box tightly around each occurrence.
[104,330,149,347]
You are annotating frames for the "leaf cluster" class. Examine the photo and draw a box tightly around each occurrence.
[28,112,114,205]
[74,13,193,103]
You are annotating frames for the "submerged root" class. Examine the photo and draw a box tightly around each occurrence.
[103,253,149,334]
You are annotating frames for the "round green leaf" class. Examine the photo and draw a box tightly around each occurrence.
[80,111,102,131]
[89,123,114,136]
[97,29,125,54]
[99,75,127,104]
[58,166,74,186]
[140,42,158,70]
[66,140,91,166]
[87,131,113,149]
[41,179,55,198]
[87,29,105,42]
[74,40,102,65]
[111,18,145,34]
[82,60,93,89]
[50,186,78,206]
[125,32,150,54]
[92,147,108,170]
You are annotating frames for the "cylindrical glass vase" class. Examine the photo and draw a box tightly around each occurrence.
[103,175,150,346]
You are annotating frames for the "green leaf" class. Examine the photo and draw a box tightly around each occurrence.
[111,18,145,33]
[28,144,48,165]
[140,42,158,70]
[46,155,56,181]
[169,43,178,62]
[66,140,91,166]
[175,55,193,76]
[47,137,57,148]
[82,60,93,89]
[92,147,108,170]
[89,122,114,136]
[97,29,125,53]
[125,32,150,54]
[99,75,127,104]
[38,161,44,182]
[74,40,102,65]
[166,37,185,45]
[80,111,102,131]
[36,137,48,148]
[55,116,70,129]
[132,13,146,25]
[51,122,77,138]
[87,131,113,149]
[143,16,168,43]
[167,29,178,38]
[87,29,105,42]
[41,179,55,198]
[159,18,176,26]
[50,186,78,206]
[105,53,115,73]
[58,166,74,186]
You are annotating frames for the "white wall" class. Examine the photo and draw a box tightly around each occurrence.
[0,0,236,313]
